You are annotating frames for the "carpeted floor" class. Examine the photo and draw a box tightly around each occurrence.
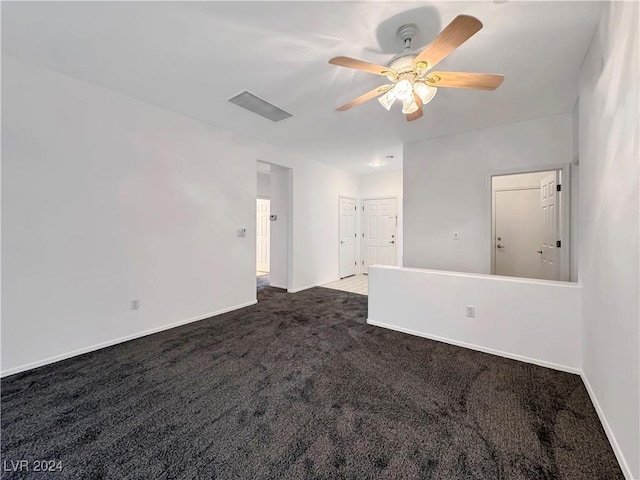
[1,287,623,479]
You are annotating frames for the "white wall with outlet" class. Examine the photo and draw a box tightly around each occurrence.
[578,2,639,477]
[403,113,573,275]
[359,170,403,267]
[367,265,582,371]
[1,56,359,375]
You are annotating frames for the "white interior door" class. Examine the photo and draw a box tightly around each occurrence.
[495,189,545,279]
[540,172,560,280]
[363,198,396,273]
[256,199,270,272]
[339,197,357,278]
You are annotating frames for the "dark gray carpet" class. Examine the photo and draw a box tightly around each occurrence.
[1,286,622,479]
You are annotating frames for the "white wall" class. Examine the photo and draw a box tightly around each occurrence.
[257,172,270,198]
[578,2,639,478]
[359,170,403,199]
[403,113,573,275]
[2,55,256,374]
[1,55,359,374]
[359,170,403,266]
[368,266,582,372]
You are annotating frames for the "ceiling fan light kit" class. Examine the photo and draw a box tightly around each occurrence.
[377,88,396,111]
[413,81,437,105]
[329,15,504,122]
[402,96,420,114]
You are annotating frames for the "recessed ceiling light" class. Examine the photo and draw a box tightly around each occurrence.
[370,161,384,167]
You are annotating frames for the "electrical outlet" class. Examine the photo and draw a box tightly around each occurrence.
[131,299,139,311]
[466,305,475,317]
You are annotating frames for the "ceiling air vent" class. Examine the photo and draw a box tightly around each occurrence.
[228,91,292,122]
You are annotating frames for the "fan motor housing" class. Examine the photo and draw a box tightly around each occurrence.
[388,53,418,73]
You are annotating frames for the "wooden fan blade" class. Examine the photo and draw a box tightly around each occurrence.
[329,56,396,77]
[336,84,392,111]
[427,71,504,90]
[413,15,483,70]
[406,93,423,122]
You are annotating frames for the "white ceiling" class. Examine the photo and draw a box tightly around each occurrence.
[2,1,602,175]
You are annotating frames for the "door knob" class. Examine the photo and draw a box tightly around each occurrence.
[537,250,543,254]
[496,244,505,249]
[340,241,345,244]
[389,241,395,244]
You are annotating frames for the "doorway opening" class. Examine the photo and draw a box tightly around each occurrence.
[491,169,570,281]
[256,160,292,292]
[256,198,270,285]
[257,162,271,290]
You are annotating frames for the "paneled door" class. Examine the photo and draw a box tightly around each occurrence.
[339,196,357,278]
[494,188,545,279]
[256,199,270,272]
[363,198,396,273]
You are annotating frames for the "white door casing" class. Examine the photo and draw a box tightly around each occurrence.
[363,198,397,273]
[256,199,270,272]
[494,188,545,279]
[339,196,357,278]
[540,172,560,280]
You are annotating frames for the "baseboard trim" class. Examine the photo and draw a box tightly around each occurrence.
[269,283,288,290]
[580,372,634,479]
[366,319,581,375]
[288,284,319,293]
[1,300,258,378]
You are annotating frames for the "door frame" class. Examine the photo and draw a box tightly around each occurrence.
[361,196,399,273]
[338,195,358,278]
[487,164,571,282]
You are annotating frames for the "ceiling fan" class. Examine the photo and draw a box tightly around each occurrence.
[328,15,504,122]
